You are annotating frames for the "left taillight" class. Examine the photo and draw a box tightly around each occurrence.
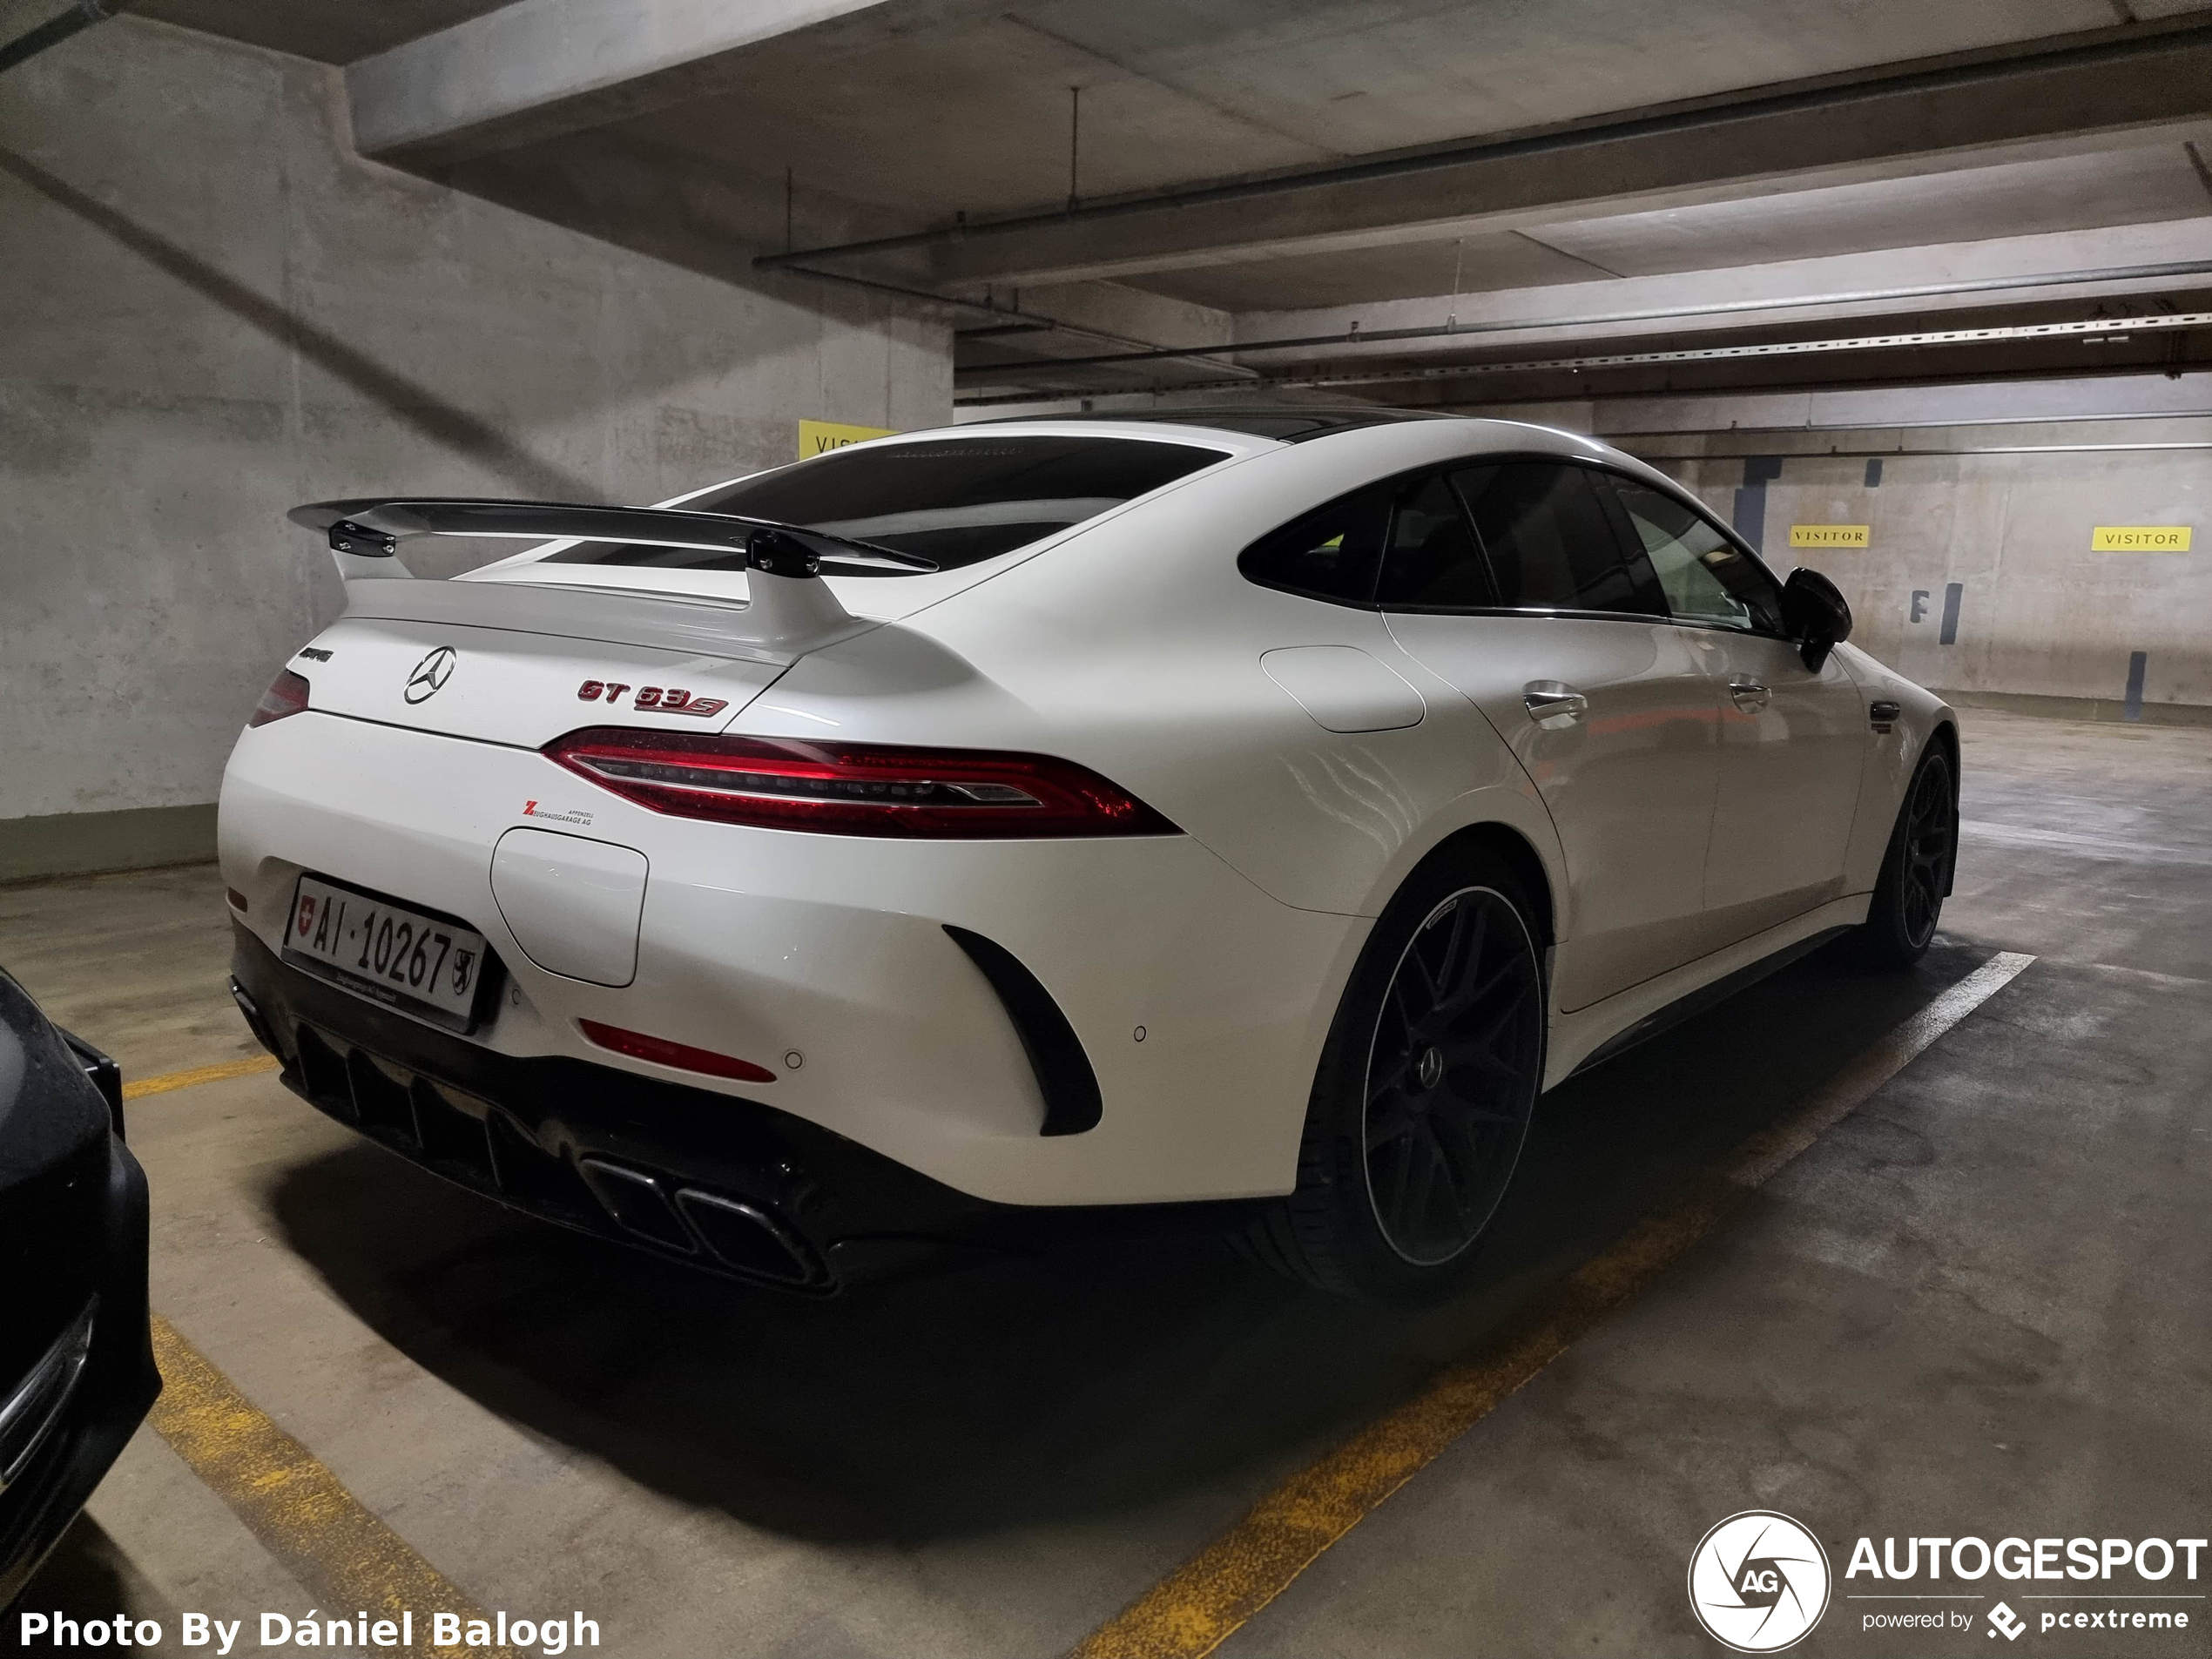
[543,727,1181,840]
[248,669,310,727]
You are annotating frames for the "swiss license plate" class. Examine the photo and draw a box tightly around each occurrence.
[285,876,490,1027]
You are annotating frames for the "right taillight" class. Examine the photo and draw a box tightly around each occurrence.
[248,669,310,727]
[543,727,1181,840]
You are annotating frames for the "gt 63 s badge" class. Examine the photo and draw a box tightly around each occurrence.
[577,680,727,718]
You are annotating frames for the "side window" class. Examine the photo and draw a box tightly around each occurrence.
[1238,481,1393,604]
[1603,476,1784,633]
[1451,462,1666,617]
[1374,473,1497,609]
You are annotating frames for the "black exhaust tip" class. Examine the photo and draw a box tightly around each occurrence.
[578,1157,698,1254]
[229,976,280,1057]
[674,1189,819,1284]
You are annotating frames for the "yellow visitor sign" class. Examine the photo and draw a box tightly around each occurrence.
[1789,524,1870,548]
[2091,526,2191,552]
[798,418,899,458]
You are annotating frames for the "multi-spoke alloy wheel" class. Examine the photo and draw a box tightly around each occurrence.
[1899,758,1953,949]
[1251,852,1548,1304]
[1855,744,1955,968]
[1360,887,1543,1265]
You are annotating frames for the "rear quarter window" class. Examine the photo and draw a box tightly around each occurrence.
[1237,482,1394,604]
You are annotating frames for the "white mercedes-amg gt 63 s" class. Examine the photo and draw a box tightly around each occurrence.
[219,408,1957,1303]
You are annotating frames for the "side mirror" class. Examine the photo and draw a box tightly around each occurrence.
[1780,567,1852,670]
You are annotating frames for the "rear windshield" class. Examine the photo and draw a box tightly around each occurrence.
[543,435,1228,574]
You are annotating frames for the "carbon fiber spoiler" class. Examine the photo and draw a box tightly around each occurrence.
[288,497,932,574]
[289,496,928,652]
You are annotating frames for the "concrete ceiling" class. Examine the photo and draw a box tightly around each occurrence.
[1528,142,2212,278]
[145,0,2212,406]
[1123,233,1615,314]
[134,0,510,64]
[1126,142,2212,311]
[610,0,2163,219]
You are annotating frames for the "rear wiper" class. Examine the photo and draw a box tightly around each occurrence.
[288,498,940,576]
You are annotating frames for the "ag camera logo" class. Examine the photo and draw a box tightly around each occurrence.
[1689,1511,1832,1652]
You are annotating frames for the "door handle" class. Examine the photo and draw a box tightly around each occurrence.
[1522,681,1588,728]
[1727,676,1770,711]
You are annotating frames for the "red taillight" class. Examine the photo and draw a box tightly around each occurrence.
[543,727,1180,840]
[248,669,311,727]
[578,1019,776,1083]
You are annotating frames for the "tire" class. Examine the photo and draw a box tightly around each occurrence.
[1854,743,1956,968]
[1249,849,1548,1305]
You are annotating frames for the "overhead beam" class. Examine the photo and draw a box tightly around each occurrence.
[952,280,1250,382]
[756,19,2212,289]
[954,312,2212,404]
[347,0,949,166]
[1231,220,2212,358]
[950,219,2212,394]
[0,0,133,78]
[1553,374,2212,436]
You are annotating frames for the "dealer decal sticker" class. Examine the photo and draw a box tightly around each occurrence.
[521,800,594,826]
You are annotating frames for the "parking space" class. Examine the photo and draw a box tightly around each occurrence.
[6,708,2203,1656]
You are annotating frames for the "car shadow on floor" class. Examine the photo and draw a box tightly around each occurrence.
[9,1514,174,1641]
[266,939,1991,1545]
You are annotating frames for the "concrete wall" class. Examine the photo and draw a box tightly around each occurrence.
[1629,424,2210,717]
[1440,380,2211,715]
[0,17,950,876]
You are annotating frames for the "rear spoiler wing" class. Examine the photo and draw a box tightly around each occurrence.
[288,497,910,652]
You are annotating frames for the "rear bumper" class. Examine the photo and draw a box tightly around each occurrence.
[220,712,1360,1208]
[230,929,1256,1293]
[0,1137,160,1609]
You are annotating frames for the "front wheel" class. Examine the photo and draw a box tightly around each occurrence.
[1854,744,1955,967]
[1248,851,1547,1305]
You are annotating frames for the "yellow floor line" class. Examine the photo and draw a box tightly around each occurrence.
[147,1316,512,1659]
[1072,951,2038,1659]
[122,1054,280,1100]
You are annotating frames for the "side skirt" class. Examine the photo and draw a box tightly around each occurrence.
[1545,894,1871,1087]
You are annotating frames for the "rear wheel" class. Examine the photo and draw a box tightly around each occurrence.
[1249,851,1547,1304]
[1855,745,1955,967]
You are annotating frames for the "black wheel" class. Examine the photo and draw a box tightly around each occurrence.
[1248,851,1547,1304]
[1855,744,1955,967]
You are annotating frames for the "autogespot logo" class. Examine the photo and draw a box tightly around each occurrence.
[404,645,458,704]
[1689,1511,1833,1652]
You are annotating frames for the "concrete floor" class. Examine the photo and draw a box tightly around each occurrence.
[3,708,2206,1657]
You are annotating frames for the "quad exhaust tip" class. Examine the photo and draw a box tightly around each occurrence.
[577,1157,819,1285]
[263,1002,832,1291]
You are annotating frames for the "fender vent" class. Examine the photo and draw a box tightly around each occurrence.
[943,926,1102,1136]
